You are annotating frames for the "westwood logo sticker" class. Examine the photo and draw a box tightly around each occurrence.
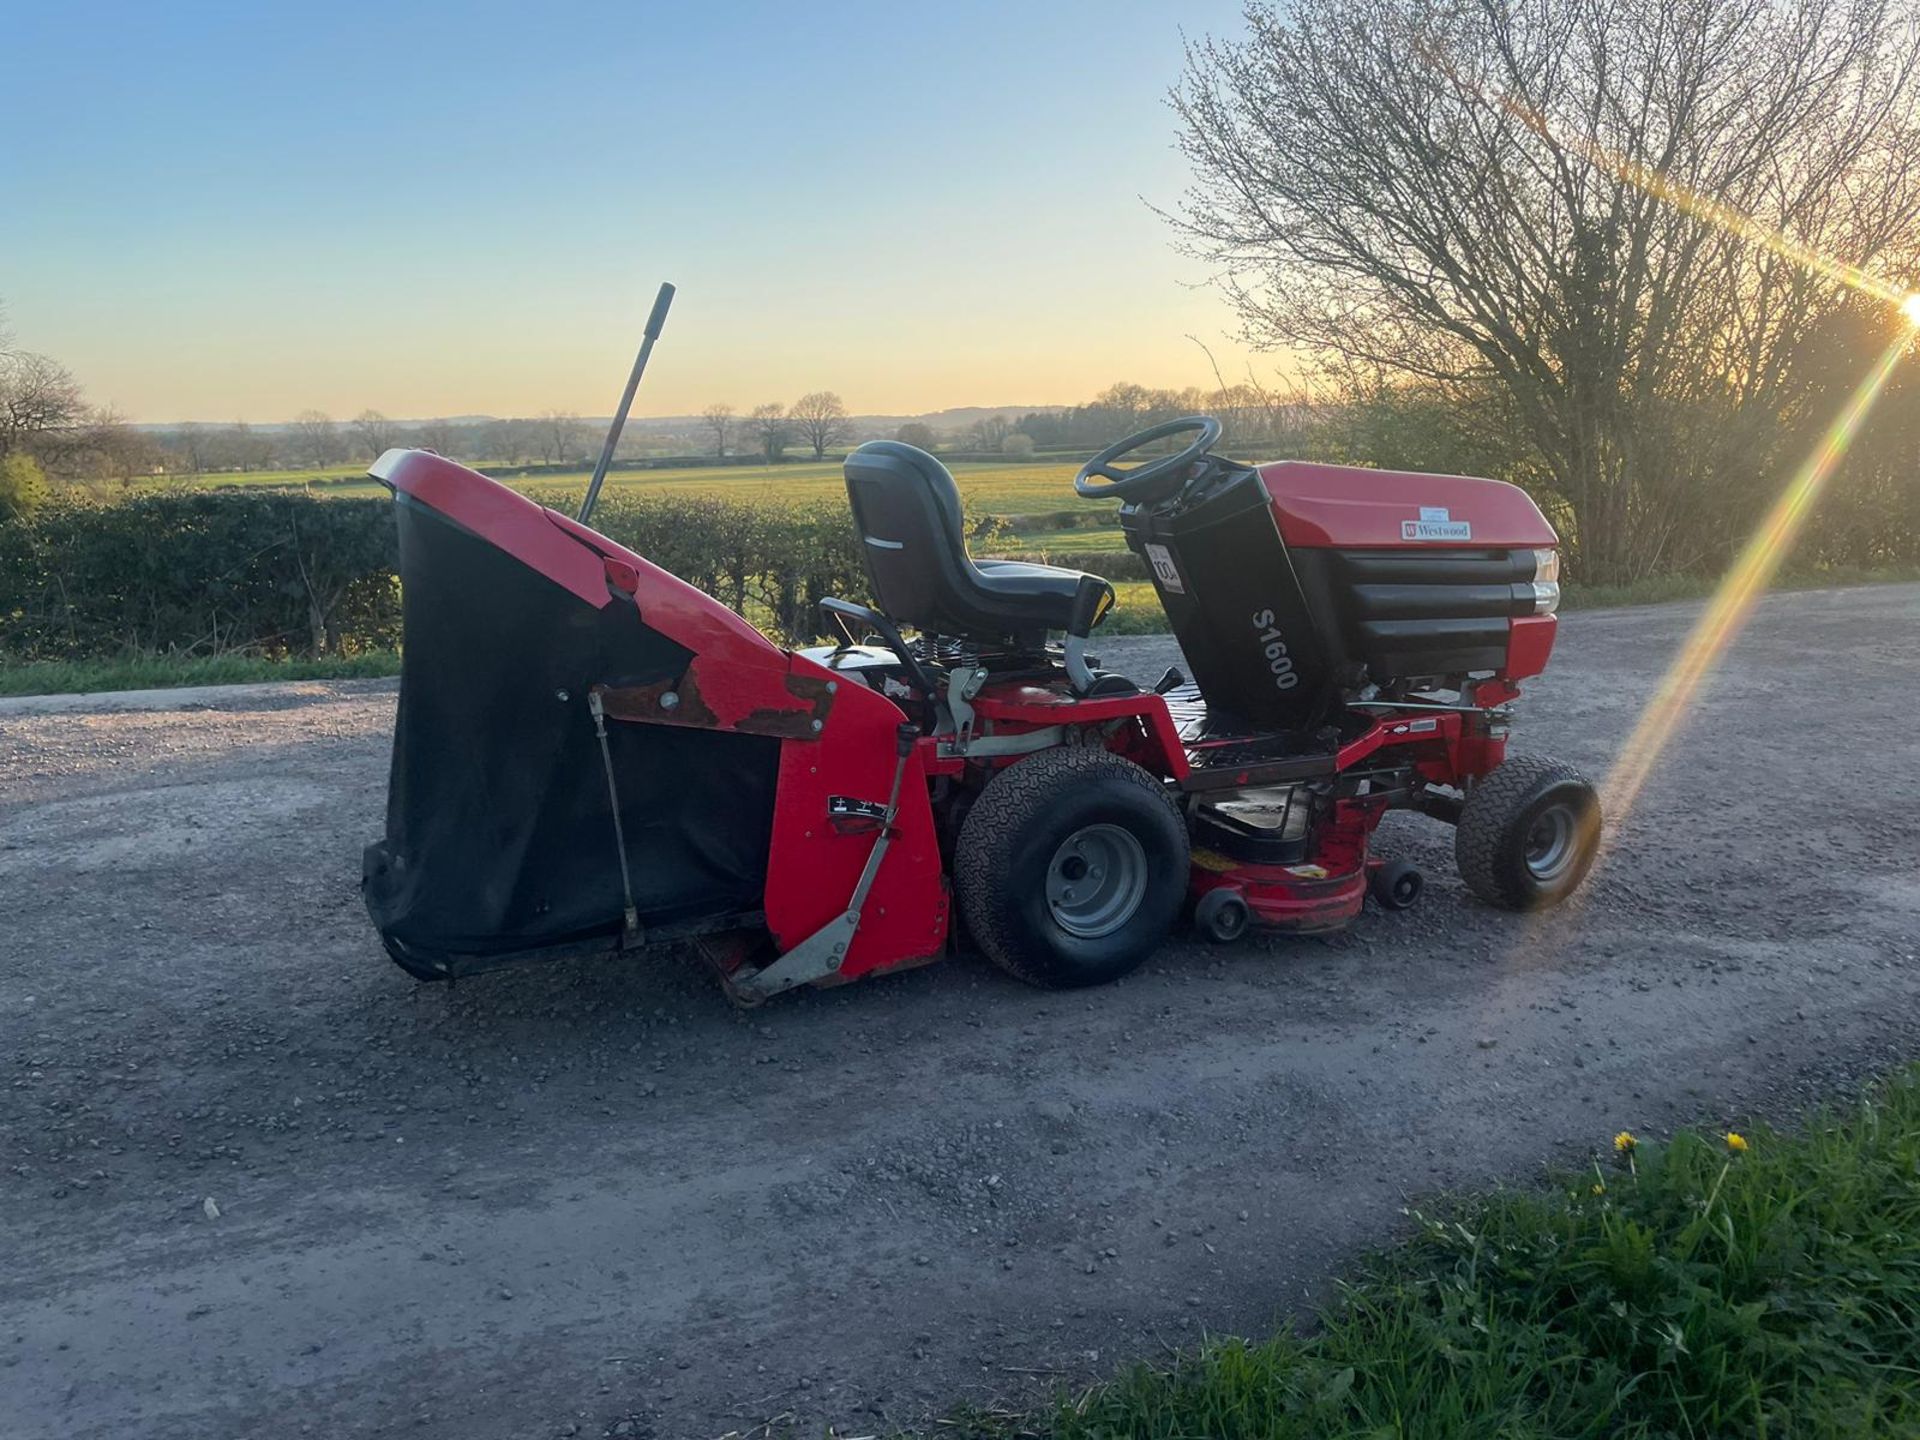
[1402,505,1472,541]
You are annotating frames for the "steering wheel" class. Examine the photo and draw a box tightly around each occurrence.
[1074,415,1222,502]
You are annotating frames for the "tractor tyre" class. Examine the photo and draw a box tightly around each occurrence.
[1455,755,1600,911]
[955,746,1189,989]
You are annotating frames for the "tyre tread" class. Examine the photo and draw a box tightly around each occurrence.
[1455,753,1596,910]
[955,745,1184,986]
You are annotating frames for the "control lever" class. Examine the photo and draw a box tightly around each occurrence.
[1061,576,1115,696]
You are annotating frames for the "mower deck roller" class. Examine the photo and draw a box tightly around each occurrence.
[364,415,1599,998]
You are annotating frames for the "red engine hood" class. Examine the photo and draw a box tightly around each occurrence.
[1259,461,1557,549]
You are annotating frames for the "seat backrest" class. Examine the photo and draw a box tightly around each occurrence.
[843,441,975,629]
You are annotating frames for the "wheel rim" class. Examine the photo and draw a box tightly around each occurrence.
[1045,823,1147,938]
[1524,803,1578,882]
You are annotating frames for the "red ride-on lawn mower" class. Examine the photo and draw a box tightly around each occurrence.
[364,417,1599,1001]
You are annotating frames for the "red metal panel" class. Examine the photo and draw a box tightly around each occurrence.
[372,449,612,608]
[1258,460,1558,549]
[763,652,950,979]
[1504,614,1558,680]
[372,449,793,677]
[969,684,1191,783]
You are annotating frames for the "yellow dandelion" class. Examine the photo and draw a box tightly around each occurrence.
[1590,1182,1606,1196]
[1725,1132,1749,1153]
[1614,1131,1638,1154]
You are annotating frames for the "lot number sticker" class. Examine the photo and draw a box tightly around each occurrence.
[1144,542,1185,593]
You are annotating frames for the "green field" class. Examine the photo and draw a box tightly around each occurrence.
[167,458,1143,582]
[164,457,1102,522]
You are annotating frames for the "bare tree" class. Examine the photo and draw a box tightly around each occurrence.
[700,402,736,458]
[748,402,792,462]
[212,420,276,472]
[485,418,530,465]
[895,421,940,450]
[1174,0,1920,580]
[964,414,1011,451]
[173,422,212,476]
[353,409,396,461]
[536,410,585,466]
[289,409,342,468]
[790,391,851,460]
[418,418,457,457]
[75,408,162,484]
[0,349,86,460]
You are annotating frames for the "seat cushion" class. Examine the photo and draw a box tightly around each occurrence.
[971,559,1088,602]
[845,442,1108,640]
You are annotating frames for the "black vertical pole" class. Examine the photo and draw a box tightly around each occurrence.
[578,281,675,526]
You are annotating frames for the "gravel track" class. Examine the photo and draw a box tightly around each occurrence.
[3,584,1917,1440]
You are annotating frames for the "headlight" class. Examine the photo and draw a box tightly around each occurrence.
[1529,548,1561,613]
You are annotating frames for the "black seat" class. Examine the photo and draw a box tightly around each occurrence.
[843,441,1112,644]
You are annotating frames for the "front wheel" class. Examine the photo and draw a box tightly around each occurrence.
[955,747,1189,988]
[1455,755,1600,911]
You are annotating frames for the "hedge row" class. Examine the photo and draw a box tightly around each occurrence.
[0,489,1158,664]
[0,492,884,662]
[0,494,404,662]
[588,492,871,642]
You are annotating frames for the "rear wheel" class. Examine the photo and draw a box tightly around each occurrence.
[1455,755,1600,911]
[955,747,1189,988]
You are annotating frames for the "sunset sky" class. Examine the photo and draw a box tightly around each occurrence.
[5,0,1267,424]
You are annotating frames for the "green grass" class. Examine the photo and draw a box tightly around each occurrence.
[0,650,401,697]
[1102,582,1168,634]
[1005,525,1132,554]
[938,1068,1920,1439]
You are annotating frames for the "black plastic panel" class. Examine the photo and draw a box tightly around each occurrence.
[1120,468,1331,728]
[1292,547,1539,683]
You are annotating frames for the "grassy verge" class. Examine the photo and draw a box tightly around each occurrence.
[0,651,401,698]
[940,1068,1920,1439]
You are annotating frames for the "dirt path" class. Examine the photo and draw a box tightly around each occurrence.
[4,585,1918,1440]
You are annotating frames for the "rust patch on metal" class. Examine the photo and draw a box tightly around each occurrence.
[595,671,720,729]
[784,671,835,715]
[596,668,837,739]
[731,671,837,740]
